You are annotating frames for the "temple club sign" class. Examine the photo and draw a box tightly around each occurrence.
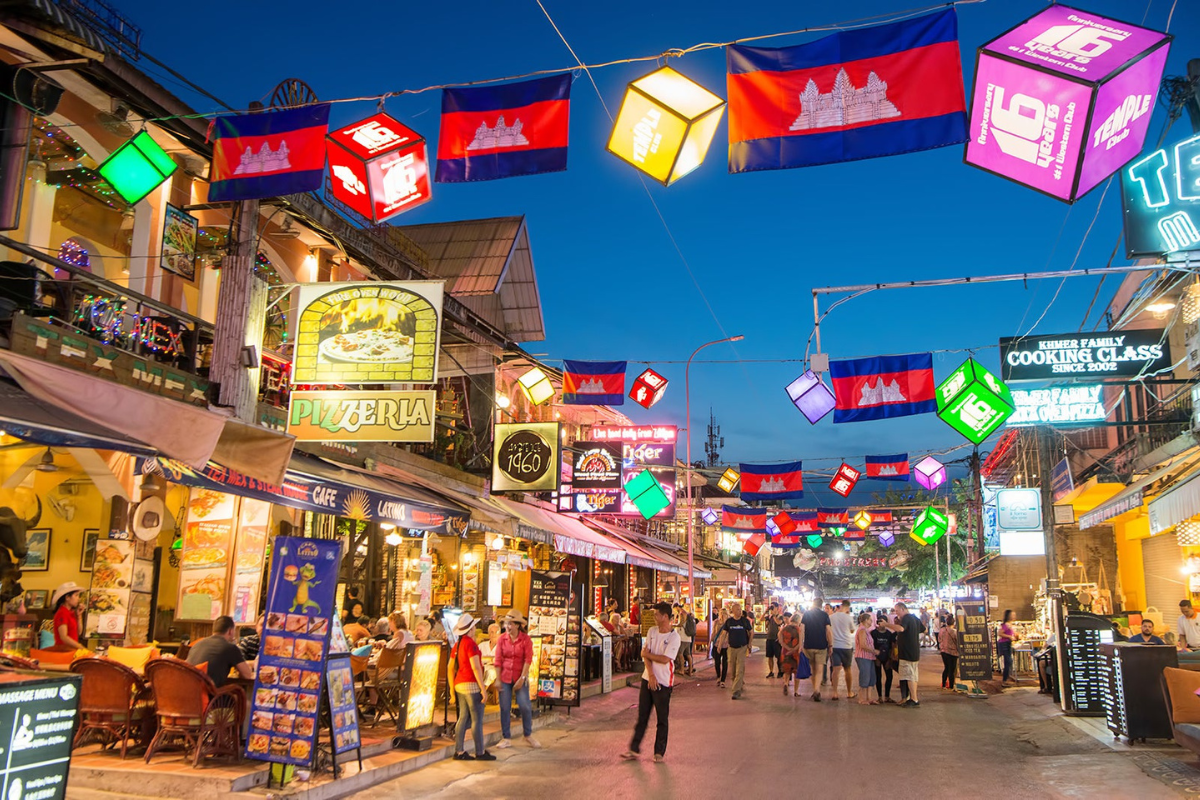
[1009,385,1106,426]
[999,330,1170,381]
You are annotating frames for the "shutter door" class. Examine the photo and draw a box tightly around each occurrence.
[1142,533,1183,616]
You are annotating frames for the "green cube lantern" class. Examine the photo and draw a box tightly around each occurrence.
[805,534,824,549]
[98,131,178,205]
[624,469,670,519]
[910,506,950,546]
[935,358,1014,444]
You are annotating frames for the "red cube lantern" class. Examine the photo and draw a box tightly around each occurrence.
[829,463,860,498]
[326,113,432,223]
[630,368,668,409]
[772,512,796,536]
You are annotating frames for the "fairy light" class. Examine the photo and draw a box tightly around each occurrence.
[57,239,90,269]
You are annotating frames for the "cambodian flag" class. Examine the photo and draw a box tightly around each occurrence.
[435,73,571,183]
[830,353,936,423]
[739,461,804,501]
[562,360,626,406]
[209,105,331,202]
[722,506,767,537]
[818,508,849,528]
[865,454,911,481]
[726,9,966,173]
[789,510,820,532]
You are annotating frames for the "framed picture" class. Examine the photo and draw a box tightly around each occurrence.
[161,204,198,281]
[24,590,47,610]
[23,529,50,571]
[80,529,100,572]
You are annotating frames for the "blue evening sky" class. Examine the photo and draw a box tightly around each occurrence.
[118,0,1198,504]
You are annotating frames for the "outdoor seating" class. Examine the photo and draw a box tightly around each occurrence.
[361,646,406,726]
[1162,666,1200,757]
[70,657,155,759]
[143,658,245,767]
[105,644,160,675]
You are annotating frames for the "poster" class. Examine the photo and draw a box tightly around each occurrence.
[127,592,152,645]
[178,488,236,621]
[325,654,361,754]
[528,570,571,702]
[230,498,270,624]
[245,536,342,767]
[956,600,993,682]
[491,422,561,493]
[161,204,198,281]
[0,671,82,800]
[85,539,134,637]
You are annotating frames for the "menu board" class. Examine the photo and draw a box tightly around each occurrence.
[1064,614,1115,716]
[562,596,582,706]
[400,641,442,731]
[528,635,543,692]
[246,537,342,767]
[955,601,992,682]
[85,539,134,637]
[586,616,613,694]
[230,499,270,624]
[178,488,236,620]
[0,671,82,800]
[528,570,571,702]
[325,654,360,754]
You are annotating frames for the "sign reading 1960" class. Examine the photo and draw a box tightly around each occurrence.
[999,329,1171,382]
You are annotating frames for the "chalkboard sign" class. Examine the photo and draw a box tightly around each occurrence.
[0,670,82,800]
[955,601,993,682]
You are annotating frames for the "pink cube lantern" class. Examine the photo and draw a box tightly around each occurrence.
[630,368,669,409]
[914,456,947,490]
[786,370,835,424]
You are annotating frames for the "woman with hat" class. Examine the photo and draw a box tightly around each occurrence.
[448,613,495,761]
[51,582,85,651]
[494,610,539,749]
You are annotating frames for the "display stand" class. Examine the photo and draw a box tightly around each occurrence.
[312,653,362,778]
[394,640,442,751]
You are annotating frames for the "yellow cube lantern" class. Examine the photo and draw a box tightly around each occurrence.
[517,367,555,406]
[717,467,740,494]
[606,66,725,186]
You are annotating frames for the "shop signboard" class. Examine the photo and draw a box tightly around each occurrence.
[230,499,271,624]
[999,330,1171,382]
[528,570,580,705]
[817,556,890,568]
[955,600,992,681]
[246,536,341,767]
[0,670,82,800]
[585,616,613,694]
[1122,133,1200,258]
[398,640,441,731]
[1009,385,1107,426]
[1051,457,1075,502]
[287,390,436,443]
[292,281,443,385]
[161,204,198,281]
[492,422,561,493]
[572,490,622,514]
[85,538,134,637]
[572,441,623,489]
[324,654,361,755]
[997,488,1042,530]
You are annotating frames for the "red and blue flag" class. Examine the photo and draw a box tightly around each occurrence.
[865,454,911,481]
[818,508,849,528]
[722,506,768,537]
[739,461,804,501]
[209,105,330,202]
[562,360,626,406]
[435,73,571,183]
[788,510,820,532]
[830,353,936,423]
[726,9,966,173]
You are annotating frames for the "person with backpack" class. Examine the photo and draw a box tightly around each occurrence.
[678,607,696,675]
[447,613,496,761]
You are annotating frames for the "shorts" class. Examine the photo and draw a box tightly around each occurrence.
[856,657,876,688]
[766,639,781,658]
[803,648,828,673]
[899,659,919,683]
[831,648,854,669]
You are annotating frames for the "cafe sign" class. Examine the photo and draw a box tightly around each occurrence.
[287,389,435,443]
[492,422,561,493]
[999,330,1170,381]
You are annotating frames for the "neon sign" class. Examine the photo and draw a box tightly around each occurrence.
[1122,134,1200,257]
[1009,385,1106,426]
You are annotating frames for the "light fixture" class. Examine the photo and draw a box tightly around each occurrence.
[1146,301,1176,319]
[853,511,873,531]
[385,531,403,547]
[517,367,555,405]
[326,112,432,223]
[1178,519,1200,546]
[910,506,950,546]
[624,469,671,519]
[630,368,669,409]
[606,66,726,185]
[913,456,947,491]
[98,130,178,205]
[785,370,836,424]
[717,467,740,493]
[35,448,57,473]
[829,463,860,497]
[878,531,895,547]
[935,358,1014,444]
[701,507,719,525]
[1183,283,1200,325]
[805,534,823,549]
[495,395,512,409]
[490,534,505,551]
[772,512,796,537]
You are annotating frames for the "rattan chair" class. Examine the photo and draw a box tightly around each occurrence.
[143,658,245,767]
[70,657,154,759]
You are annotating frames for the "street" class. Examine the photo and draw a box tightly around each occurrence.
[353,651,1196,799]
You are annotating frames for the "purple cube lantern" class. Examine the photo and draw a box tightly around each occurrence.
[786,370,836,424]
[878,531,896,548]
[913,456,947,491]
[965,5,1171,203]
[701,507,719,526]
[765,517,781,537]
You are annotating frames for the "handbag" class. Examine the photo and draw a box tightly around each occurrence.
[795,652,812,680]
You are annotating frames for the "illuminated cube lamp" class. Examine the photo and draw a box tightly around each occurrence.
[606,66,726,186]
[785,370,836,424]
[805,534,824,549]
[630,368,669,409]
[717,467,740,494]
[878,531,896,548]
[935,359,1014,444]
[964,6,1171,203]
[829,463,861,498]
[98,131,178,205]
[624,470,671,519]
[765,517,781,537]
[853,510,873,531]
[772,512,797,536]
[910,506,950,547]
[517,368,555,406]
[829,527,847,538]
[326,113,432,223]
[913,456,948,491]
[701,507,720,526]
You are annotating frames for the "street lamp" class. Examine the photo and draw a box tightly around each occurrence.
[686,334,744,604]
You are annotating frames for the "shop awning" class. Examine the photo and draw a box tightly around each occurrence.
[1150,463,1200,535]
[1079,456,1200,530]
[487,496,556,547]
[581,518,712,578]
[0,350,295,484]
[363,459,513,535]
[0,381,154,454]
[487,498,626,563]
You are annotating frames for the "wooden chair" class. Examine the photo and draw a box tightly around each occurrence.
[362,647,406,726]
[70,657,154,759]
[143,658,245,767]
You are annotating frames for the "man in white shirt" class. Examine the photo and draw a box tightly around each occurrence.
[1178,600,1200,650]
[621,602,680,764]
[829,600,858,701]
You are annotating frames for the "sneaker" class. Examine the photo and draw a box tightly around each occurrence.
[812,692,821,702]
[902,700,920,709]
[453,752,474,761]
[653,754,664,764]
[620,750,639,761]
[476,752,497,761]
[524,736,542,749]
[495,738,513,749]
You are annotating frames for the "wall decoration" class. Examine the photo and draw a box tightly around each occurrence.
[491,422,561,493]
[23,528,49,571]
[86,538,134,637]
[79,528,101,571]
[24,589,47,609]
[161,204,198,281]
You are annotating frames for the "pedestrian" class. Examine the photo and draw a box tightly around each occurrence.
[799,597,832,702]
[679,606,696,675]
[871,613,897,703]
[622,602,681,764]
[764,603,783,678]
[712,608,730,687]
[854,613,879,706]
[882,602,925,708]
[779,613,802,697]
[920,606,933,648]
[721,602,754,699]
[939,614,959,691]
[494,611,540,749]
[448,613,495,761]
[829,599,857,701]
[997,609,1017,684]
[821,602,835,685]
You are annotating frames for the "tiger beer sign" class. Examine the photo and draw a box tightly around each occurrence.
[287,389,435,443]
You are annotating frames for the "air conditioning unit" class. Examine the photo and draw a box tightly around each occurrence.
[1187,320,1200,373]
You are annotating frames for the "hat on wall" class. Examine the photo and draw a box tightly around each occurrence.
[452,612,478,636]
[51,581,84,607]
[132,496,166,541]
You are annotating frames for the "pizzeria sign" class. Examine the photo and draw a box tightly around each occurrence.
[287,389,435,443]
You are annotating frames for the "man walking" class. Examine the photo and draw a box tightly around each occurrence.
[799,598,832,701]
[765,603,783,678]
[883,602,925,708]
[622,602,680,763]
[829,600,857,701]
[722,602,754,699]
[678,605,696,675]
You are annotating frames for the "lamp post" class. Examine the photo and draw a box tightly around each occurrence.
[686,335,744,604]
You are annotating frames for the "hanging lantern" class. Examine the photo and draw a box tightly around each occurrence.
[326,112,432,223]
[98,131,178,205]
[717,467,740,493]
[878,531,895,547]
[384,531,403,547]
[785,370,836,424]
[701,507,720,525]
[629,368,669,409]
[772,512,797,536]
[805,533,824,549]
[913,456,948,490]
[765,517,781,537]
[743,533,766,557]
[624,469,671,519]
[829,463,861,497]
[853,510,873,531]
[910,506,950,546]
[828,526,847,538]
[606,66,726,186]
[517,367,555,405]
[1178,519,1200,546]
[935,359,1014,444]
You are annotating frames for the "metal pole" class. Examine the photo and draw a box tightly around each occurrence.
[1038,426,1069,711]
[811,263,1176,297]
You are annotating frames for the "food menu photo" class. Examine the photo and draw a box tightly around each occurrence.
[178,488,236,620]
[231,499,271,624]
[85,539,133,637]
[325,654,361,753]
[246,537,342,767]
[527,570,571,702]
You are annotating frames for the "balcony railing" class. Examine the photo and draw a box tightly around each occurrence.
[1078,381,1195,483]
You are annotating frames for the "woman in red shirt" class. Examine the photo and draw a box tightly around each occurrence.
[448,613,495,762]
[493,610,539,749]
[51,582,85,650]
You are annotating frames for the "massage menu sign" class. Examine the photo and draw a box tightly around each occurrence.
[245,536,341,767]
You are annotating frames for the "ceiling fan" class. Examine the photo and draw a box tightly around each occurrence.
[1,446,129,500]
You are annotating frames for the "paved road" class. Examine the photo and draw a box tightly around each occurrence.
[357,650,1189,800]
